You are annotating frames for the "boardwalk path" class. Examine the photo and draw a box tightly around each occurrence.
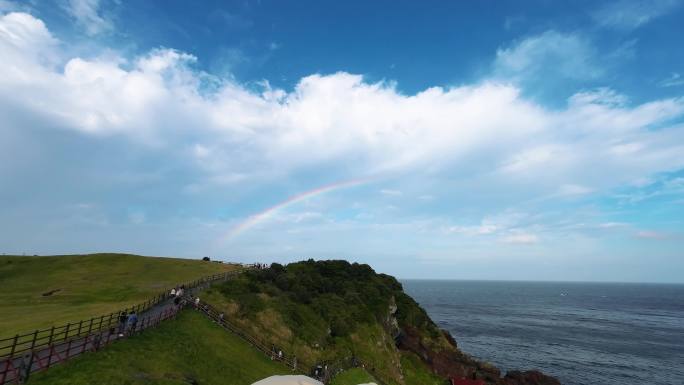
[0,269,245,384]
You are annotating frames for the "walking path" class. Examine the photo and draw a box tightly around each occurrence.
[0,269,247,384]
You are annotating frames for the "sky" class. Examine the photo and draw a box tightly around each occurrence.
[1,0,683,282]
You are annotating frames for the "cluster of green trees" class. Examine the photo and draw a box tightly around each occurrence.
[217,259,438,341]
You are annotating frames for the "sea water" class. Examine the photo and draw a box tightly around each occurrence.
[401,280,684,385]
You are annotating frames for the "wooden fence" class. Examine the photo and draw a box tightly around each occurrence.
[194,298,390,385]
[0,268,248,384]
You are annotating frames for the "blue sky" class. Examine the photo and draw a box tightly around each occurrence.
[1,0,683,282]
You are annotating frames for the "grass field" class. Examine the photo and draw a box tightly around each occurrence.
[0,253,238,337]
[27,310,290,385]
[330,368,377,385]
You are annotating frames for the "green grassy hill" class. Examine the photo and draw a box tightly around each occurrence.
[0,253,238,336]
[202,260,449,385]
[27,310,290,385]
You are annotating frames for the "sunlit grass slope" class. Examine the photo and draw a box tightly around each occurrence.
[330,368,377,385]
[0,253,238,336]
[27,310,290,385]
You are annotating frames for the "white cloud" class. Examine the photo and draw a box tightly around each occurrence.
[660,73,684,88]
[598,222,629,229]
[2,12,684,204]
[128,211,146,224]
[64,0,113,36]
[569,88,628,107]
[0,12,57,58]
[593,0,681,29]
[635,230,669,240]
[557,184,594,196]
[380,189,402,196]
[446,212,528,237]
[502,232,539,245]
[0,0,27,12]
[494,31,601,82]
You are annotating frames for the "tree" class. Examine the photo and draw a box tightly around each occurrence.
[202,256,211,261]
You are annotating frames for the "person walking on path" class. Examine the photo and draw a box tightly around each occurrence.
[127,311,138,335]
[17,352,32,384]
[194,296,200,309]
[118,311,128,336]
[91,333,102,352]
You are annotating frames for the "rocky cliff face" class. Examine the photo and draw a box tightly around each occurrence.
[391,305,560,385]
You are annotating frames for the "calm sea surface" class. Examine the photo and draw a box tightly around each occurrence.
[401,280,684,385]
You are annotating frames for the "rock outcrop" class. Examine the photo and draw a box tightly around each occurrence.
[393,304,560,385]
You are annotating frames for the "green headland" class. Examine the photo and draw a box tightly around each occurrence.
[1,254,560,385]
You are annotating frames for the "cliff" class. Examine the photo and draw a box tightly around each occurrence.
[204,260,560,385]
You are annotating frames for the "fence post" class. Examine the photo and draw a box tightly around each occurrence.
[29,330,38,352]
[77,320,83,337]
[87,318,94,335]
[98,315,104,332]
[46,326,55,369]
[47,345,54,369]
[8,334,18,358]
[81,334,89,353]
[47,326,55,346]
[64,323,71,341]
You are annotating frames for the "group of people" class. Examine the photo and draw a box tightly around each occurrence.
[116,310,138,337]
[170,285,186,307]
[271,346,284,361]
[170,285,185,298]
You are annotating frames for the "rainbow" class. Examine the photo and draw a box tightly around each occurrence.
[221,178,371,242]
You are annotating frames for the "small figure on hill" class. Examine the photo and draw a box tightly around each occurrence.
[278,350,283,360]
[177,287,183,297]
[218,312,224,323]
[170,287,176,296]
[127,311,138,334]
[117,311,128,337]
[194,296,200,309]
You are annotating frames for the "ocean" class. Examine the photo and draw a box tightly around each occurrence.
[401,280,684,385]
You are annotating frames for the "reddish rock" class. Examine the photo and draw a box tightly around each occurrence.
[396,326,561,385]
[503,370,561,385]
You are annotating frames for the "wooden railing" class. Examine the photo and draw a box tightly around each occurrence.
[194,298,390,385]
[0,267,249,384]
